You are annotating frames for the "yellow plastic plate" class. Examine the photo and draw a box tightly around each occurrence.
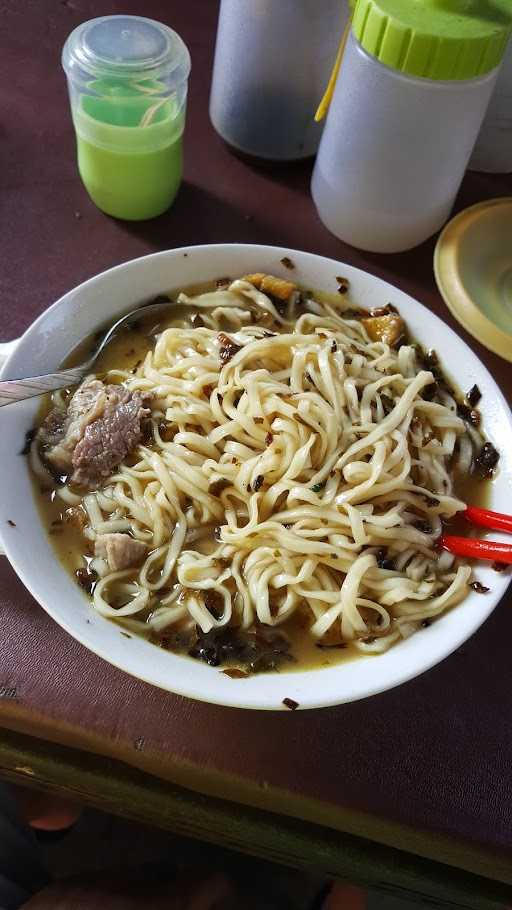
[434,197,512,363]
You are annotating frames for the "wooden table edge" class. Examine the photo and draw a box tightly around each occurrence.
[0,714,511,907]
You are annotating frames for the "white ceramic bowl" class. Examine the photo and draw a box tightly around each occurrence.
[0,244,511,710]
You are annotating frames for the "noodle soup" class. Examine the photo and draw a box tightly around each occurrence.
[31,274,497,676]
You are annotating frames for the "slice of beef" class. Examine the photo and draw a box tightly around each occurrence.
[71,389,150,487]
[39,409,67,450]
[39,379,109,473]
[38,377,151,488]
[95,533,147,571]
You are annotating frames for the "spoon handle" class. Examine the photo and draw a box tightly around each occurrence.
[0,366,86,407]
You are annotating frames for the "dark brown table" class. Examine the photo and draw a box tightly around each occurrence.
[2,2,512,907]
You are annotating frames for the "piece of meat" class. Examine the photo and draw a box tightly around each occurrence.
[68,379,106,421]
[38,377,150,487]
[361,314,405,347]
[38,409,66,450]
[242,273,297,301]
[39,379,110,473]
[71,390,150,487]
[94,533,147,571]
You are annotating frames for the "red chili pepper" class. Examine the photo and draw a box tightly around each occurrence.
[464,506,512,535]
[440,535,512,564]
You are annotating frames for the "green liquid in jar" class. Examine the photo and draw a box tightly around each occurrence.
[73,91,185,221]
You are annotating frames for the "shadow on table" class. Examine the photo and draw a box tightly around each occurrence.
[118,181,283,251]
[222,145,315,196]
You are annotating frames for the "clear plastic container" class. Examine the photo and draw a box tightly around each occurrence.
[470,41,512,174]
[312,32,499,253]
[62,16,191,220]
[209,0,350,161]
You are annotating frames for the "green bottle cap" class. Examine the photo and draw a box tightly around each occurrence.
[352,0,512,80]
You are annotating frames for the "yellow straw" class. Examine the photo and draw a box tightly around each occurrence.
[315,19,352,122]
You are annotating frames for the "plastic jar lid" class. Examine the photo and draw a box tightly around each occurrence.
[352,0,512,80]
[62,15,191,89]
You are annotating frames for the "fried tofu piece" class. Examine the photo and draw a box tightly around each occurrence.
[243,273,297,301]
[361,314,405,347]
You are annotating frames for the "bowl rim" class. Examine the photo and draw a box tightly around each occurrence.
[1,242,511,710]
[434,197,512,363]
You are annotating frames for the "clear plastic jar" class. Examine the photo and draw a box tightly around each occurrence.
[63,16,191,220]
[209,0,350,161]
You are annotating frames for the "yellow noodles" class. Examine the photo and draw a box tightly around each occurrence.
[57,279,474,653]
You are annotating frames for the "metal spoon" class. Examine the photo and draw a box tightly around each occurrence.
[0,300,174,407]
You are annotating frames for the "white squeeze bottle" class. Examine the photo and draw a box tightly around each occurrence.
[312,0,512,253]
